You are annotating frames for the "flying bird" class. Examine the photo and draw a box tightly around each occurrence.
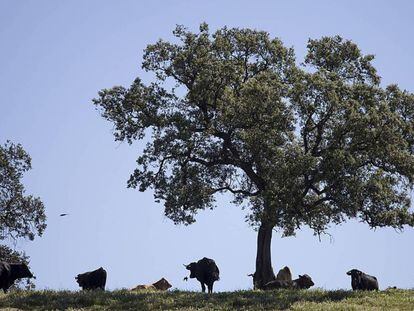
[60,213,69,217]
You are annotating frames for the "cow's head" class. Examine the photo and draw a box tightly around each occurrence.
[153,278,172,290]
[184,262,198,278]
[75,274,86,286]
[297,274,314,289]
[346,269,362,277]
[12,263,34,279]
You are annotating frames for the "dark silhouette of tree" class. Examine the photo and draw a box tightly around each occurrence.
[94,24,414,288]
[0,140,46,289]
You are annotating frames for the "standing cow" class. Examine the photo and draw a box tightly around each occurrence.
[0,262,34,293]
[184,257,219,293]
[75,267,107,290]
[346,269,379,291]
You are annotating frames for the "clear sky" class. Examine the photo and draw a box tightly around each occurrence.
[1,0,414,291]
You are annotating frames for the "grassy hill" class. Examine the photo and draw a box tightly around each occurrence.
[0,289,413,310]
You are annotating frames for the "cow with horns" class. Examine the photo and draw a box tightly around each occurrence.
[183,257,220,293]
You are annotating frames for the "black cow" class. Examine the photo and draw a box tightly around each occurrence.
[75,267,107,290]
[292,274,315,289]
[346,269,378,291]
[264,274,315,290]
[0,262,34,293]
[263,279,290,290]
[184,257,219,293]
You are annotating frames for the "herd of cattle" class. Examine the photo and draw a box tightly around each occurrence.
[0,257,380,293]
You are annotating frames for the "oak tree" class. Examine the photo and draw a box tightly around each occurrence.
[94,24,414,288]
[0,140,46,289]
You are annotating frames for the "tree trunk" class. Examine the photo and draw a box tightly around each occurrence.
[253,222,276,289]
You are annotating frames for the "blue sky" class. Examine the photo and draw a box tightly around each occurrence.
[1,0,414,291]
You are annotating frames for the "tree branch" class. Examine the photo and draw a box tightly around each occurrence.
[304,195,334,209]
[210,186,259,196]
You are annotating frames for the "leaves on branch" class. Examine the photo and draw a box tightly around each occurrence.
[0,141,46,241]
[94,24,414,235]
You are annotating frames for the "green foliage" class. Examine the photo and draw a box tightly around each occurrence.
[0,140,46,290]
[94,24,414,236]
[0,289,413,310]
[0,141,46,240]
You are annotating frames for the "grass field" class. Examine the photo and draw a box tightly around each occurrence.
[0,288,413,310]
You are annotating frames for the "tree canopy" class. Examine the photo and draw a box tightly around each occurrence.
[0,141,46,241]
[94,24,414,236]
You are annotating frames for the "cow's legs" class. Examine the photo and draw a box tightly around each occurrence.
[200,282,206,293]
[207,283,213,294]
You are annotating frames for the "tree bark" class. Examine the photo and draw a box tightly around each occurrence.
[253,222,276,289]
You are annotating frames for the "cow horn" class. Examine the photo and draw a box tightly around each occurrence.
[183,264,189,268]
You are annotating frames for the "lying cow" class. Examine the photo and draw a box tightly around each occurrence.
[347,269,378,291]
[248,266,293,289]
[75,267,107,290]
[0,262,34,293]
[276,266,292,282]
[131,278,172,291]
[264,274,315,290]
[184,257,220,293]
